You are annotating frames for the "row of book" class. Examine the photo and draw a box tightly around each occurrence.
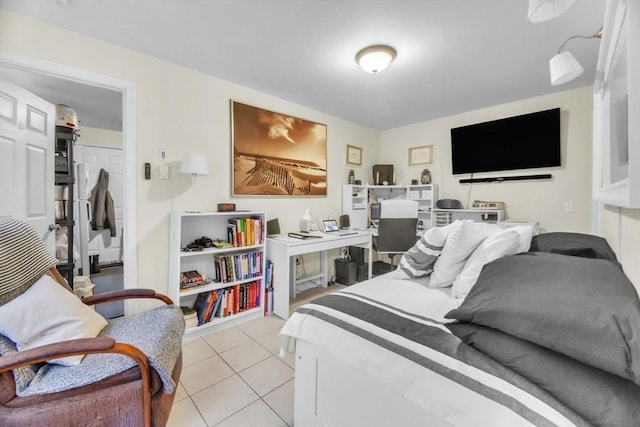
[179,270,210,289]
[191,280,262,326]
[227,217,264,247]
[214,251,263,283]
[263,261,275,316]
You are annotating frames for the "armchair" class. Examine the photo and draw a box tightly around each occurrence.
[0,219,183,427]
[373,200,419,271]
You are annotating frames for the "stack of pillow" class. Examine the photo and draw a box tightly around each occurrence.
[398,225,640,426]
[395,219,534,299]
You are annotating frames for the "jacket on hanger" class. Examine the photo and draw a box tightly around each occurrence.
[89,168,117,237]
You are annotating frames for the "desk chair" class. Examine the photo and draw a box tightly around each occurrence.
[373,200,419,271]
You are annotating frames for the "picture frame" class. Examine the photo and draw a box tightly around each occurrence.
[231,100,327,196]
[346,144,362,166]
[408,145,433,166]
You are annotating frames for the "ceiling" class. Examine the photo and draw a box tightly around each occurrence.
[0,0,606,131]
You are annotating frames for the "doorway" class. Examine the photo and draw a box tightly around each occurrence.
[0,53,138,315]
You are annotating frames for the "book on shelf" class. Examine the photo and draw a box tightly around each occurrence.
[211,281,261,318]
[264,261,274,316]
[226,216,265,248]
[181,306,199,329]
[213,251,263,283]
[181,305,197,320]
[193,289,224,326]
[180,270,211,289]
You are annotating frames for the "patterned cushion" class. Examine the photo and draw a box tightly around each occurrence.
[0,219,59,305]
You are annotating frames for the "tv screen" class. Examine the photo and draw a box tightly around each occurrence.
[450,108,561,175]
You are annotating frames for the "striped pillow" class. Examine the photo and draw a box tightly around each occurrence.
[395,221,462,279]
[0,220,59,305]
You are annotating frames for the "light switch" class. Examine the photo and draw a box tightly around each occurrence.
[159,164,170,180]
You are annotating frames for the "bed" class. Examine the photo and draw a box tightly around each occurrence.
[280,222,640,427]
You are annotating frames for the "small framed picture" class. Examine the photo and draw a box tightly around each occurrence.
[346,144,362,166]
[408,145,433,166]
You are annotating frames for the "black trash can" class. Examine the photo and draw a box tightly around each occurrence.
[335,258,357,285]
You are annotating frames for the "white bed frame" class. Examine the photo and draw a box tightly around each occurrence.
[294,340,451,427]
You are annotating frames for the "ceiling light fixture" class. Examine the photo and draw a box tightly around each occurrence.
[549,27,602,86]
[355,45,397,74]
[527,0,578,23]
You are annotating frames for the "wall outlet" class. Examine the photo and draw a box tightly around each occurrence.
[564,201,574,213]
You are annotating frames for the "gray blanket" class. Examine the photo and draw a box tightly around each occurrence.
[1,304,184,397]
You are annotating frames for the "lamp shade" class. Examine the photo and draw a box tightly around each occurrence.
[356,45,397,74]
[527,0,577,23]
[180,153,209,176]
[549,51,584,85]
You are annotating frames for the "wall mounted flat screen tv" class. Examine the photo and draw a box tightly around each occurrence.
[450,108,561,175]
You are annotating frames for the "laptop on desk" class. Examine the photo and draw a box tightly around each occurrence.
[322,219,357,236]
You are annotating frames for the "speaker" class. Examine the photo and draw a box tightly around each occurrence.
[339,214,350,229]
[436,199,463,209]
[266,218,281,236]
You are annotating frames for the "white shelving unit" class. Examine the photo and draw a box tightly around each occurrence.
[342,184,368,229]
[433,208,504,226]
[169,211,266,337]
[342,184,438,230]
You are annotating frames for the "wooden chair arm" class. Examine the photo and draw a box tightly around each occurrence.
[0,337,153,427]
[82,289,174,306]
[0,337,115,372]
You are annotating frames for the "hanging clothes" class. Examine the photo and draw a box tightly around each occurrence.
[89,168,117,237]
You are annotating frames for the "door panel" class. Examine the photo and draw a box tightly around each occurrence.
[0,78,55,253]
[26,144,47,218]
[75,145,124,265]
[0,136,16,217]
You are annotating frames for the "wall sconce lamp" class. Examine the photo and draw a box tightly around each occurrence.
[180,153,209,212]
[527,0,577,23]
[549,27,602,86]
[355,45,397,74]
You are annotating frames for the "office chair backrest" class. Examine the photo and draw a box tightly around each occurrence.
[377,218,419,253]
[380,199,419,219]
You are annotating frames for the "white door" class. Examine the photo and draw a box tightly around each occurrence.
[75,144,124,265]
[0,78,55,253]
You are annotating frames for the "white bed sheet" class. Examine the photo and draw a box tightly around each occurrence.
[280,274,588,427]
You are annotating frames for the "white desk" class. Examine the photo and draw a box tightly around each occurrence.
[266,231,372,319]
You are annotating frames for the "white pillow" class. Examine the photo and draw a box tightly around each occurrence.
[395,221,462,279]
[451,225,534,299]
[429,220,502,288]
[0,274,107,366]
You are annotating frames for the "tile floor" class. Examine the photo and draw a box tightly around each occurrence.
[168,283,346,427]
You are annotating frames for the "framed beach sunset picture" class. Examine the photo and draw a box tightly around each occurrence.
[231,101,327,196]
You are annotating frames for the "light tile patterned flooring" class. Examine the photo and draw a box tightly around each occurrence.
[168,284,346,427]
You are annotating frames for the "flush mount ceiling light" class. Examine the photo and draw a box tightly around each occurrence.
[527,0,578,23]
[549,27,602,85]
[355,45,397,74]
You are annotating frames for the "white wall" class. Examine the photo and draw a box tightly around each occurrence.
[380,87,594,233]
[77,127,123,148]
[0,10,378,294]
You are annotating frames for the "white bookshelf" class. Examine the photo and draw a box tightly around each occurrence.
[168,211,266,338]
